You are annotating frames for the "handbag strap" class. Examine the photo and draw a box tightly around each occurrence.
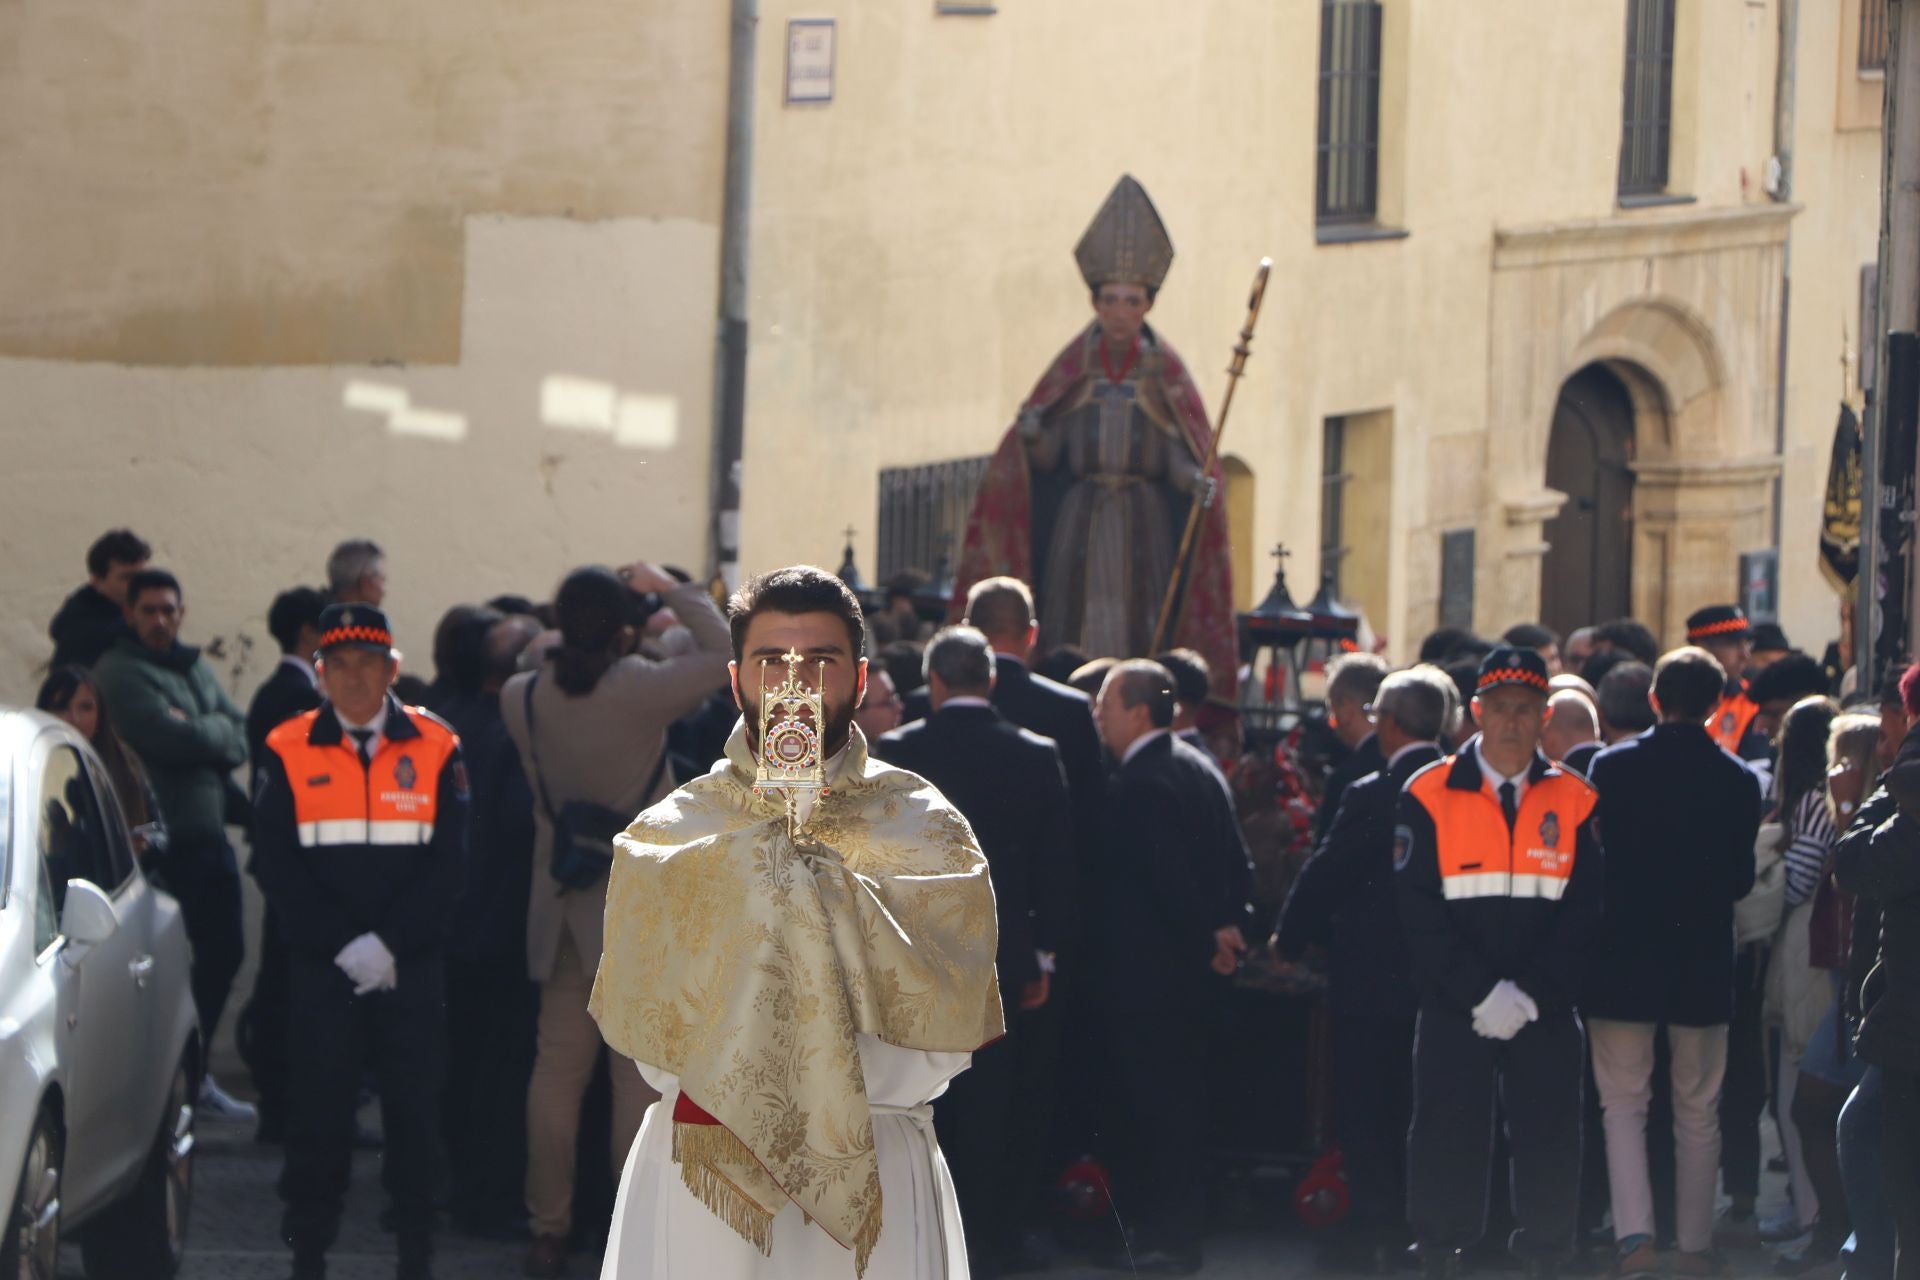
[522,670,672,820]
[523,672,559,823]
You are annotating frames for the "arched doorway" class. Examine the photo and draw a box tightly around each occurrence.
[1540,364,1636,641]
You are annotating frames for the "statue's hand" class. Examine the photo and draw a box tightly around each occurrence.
[1194,474,1219,509]
[1016,408,1044,442]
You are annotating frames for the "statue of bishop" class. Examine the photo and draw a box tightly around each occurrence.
[953,175,1235,691]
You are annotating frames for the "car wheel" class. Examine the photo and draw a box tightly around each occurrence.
[0,1111,62,1280]
[79,1056,194,1280]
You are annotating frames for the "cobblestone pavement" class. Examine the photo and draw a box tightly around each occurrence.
[57,1112,1818,1279]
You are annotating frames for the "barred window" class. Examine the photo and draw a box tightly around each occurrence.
[1861,0,1889,72]
[1315,0,1383,224]
[875,457,989,586]
[1320,418,1350,598]
[1618,0,1676,198]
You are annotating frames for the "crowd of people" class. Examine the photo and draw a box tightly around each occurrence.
[23,526,1920,1280]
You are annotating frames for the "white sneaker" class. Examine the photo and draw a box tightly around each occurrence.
[197,1075,258,1122]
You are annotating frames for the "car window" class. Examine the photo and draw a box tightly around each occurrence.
[81,754,137,890]
[32,847,56,955]
[36,744,124,911]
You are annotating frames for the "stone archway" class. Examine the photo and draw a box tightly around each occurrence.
[1494,294,1776,645]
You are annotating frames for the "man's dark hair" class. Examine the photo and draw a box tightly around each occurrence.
[924,626,996,695]
[432,604,504,696]
[1443,657,1482,720]
[1035,644,1089,686]
[486,615,542,685]
[87,529,151,580]
[1419,628,1488,664]
[1580,647,1634,690]
[1594,618,1660,665]
[1879,662,1911,712]
[268,586,329,655]
[1503,623,1560,653]
[964,577,1036,640]
[878,641,927,695]
[1652,647,1727,722]
[728,565,867,664]
[1153,648,1212,708]
[1597,661,1657,736]
[1108,659,1177,729]
[1747,652,1830,707]
[882,569,929,606]
[126,568,182,607]
[486,593,541,619]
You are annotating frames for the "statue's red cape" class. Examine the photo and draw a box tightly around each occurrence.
[951,324,1237,695]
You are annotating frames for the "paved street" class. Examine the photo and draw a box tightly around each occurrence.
[50,1109,1824,1280]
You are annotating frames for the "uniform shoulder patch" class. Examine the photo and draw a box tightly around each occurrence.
[1393,823,1415,870]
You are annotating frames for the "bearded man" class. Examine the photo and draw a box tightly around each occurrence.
[953,175,1235,691]
[592,565,1003,1279]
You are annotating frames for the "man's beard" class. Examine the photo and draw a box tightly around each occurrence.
[740,689,858,761]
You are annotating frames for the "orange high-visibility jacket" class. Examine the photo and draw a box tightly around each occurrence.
[252,697,469,962]
[1393,746,1602,1015]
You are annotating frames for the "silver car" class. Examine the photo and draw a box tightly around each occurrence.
[0,710,199,1279]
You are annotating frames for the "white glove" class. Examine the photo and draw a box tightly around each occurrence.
[334,932,397,996]
[1470,980,1539,1041]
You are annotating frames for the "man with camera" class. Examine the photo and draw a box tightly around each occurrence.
[500,561,732,1277]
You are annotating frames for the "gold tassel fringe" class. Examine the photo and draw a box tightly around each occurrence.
[853,1200,883,1278]
[673,1122,775,1257]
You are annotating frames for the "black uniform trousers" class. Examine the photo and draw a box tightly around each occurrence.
[1885,1069,1920,1280]
[281,953,445,1261]
[238,904,292,1134]
[1009,994,1063,1231]
[934,1031,1019,1267]
[1408,1008,1584,1261]
[1333,1010,1416,1245]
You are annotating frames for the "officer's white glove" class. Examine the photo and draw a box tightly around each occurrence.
[1471,980,1539,1040]
[334,932,397,996]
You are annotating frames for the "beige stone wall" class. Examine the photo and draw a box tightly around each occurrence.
[0,216,720,707]
[736,0,1866,661]
[0,0,730,705]
[1777,3,1886,659]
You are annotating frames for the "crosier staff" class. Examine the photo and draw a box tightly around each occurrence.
[1150,257,1273,656]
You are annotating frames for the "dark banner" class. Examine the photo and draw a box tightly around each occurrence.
[1821,401,1862,592]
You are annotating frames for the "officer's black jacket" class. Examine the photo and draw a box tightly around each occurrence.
[1394,746,1602,1016]
[1275,742,1442,1019]
[252,695,470,963]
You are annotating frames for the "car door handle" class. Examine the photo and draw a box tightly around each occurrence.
[129,955,155,989]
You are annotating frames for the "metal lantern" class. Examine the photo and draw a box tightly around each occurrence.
[1237,547,1318,744]
[1237,549,1361,745]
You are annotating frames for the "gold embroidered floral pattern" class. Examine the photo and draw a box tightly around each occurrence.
[588,724,1003,1276]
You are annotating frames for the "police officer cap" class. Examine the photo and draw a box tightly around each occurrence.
[1475,645,1551,696]
[316,603,395,655]
[1685,604,1751,644]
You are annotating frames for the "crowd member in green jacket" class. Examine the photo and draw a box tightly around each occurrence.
[94,567,258,1121]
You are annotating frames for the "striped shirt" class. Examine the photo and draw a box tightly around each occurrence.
[1783,789,1837,908]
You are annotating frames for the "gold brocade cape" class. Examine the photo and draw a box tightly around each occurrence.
[587,723,1004,1275]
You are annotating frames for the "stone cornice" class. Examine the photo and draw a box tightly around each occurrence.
[1630,455,1783,486]
[1493,203,1800,272]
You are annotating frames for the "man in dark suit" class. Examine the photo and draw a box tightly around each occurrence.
[238,585,329,1142]
[957,576,1109,1243]
[1584,647,1760,1274]
[1158,646,1255,929]
[1092,659,1253,1274]
[1317,653,1389,839]
[1272,665,1454,1270]
[872,626,1073,1277]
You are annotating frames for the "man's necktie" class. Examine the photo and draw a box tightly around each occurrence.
[349,728,375,771]
[1499,780,1518,832]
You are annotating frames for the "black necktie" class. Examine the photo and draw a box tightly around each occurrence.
[1499,780,1519,832]
[348,728,375,770]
